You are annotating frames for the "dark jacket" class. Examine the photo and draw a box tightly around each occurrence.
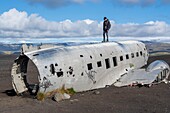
[103,19,111,31]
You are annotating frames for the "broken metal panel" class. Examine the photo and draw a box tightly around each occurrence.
[11,41,151,97]
[11,63,28,94]
[114,60,170,87]
[21,43,62,53]
[11,55,29,94]
[147,60,170,73]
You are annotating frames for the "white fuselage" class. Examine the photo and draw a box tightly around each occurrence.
[22,41,148,93]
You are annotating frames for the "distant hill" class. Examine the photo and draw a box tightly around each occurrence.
[0,41,169,55]
[0,43,22,51]
[142,41,170,54]
[0,43,22,54]
[0,42,90,54]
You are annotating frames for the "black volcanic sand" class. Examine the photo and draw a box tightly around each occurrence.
[0,54,170,113]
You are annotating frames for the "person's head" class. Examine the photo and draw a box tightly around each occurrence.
[104,17,107,20]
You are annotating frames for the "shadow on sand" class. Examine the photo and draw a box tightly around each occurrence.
[2,89,17,96]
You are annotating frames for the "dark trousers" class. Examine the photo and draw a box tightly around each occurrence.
[103,30,108,42]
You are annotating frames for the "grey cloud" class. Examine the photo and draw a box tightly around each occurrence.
[162,0,170,4]
[26,0,72,8]
[25,0,94,8]
[113,0,156,7]
[25,0,170,8]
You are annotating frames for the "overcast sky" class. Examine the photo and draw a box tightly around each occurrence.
[0,0,170,43]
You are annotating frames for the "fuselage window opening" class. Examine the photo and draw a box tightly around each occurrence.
[81,72,84,76]
[57,69,63,77]
[55,63,58,66]
[80,55,84,57]
[100,54,102,57]
[112,57,118,67]
[126,54,129,59]
[90,56,93,59]
[136,52,139,57]
[97,61,102,67]
[105,58,110,69]
[131,53,134,58]
[140,51,143,56]
[87,63,93,70]
[120,56,123,61]
[50,64,55,75]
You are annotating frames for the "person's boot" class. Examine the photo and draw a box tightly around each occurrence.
[102,37,105,42]
[106,38,109,42]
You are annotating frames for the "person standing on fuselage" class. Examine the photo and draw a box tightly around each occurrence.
[103,17,111,42]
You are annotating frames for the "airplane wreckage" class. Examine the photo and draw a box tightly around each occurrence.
[11,41,170,101]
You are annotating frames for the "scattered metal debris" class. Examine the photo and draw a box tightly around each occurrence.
[70,99,79,102]
[114,60,170,87]
[93,90,100,95]
[54,93,70,102]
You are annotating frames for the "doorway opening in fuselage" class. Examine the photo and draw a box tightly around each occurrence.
[26,57,40,96]
[19,55,40,96]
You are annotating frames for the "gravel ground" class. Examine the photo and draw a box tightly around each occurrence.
[0,54,170,113]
